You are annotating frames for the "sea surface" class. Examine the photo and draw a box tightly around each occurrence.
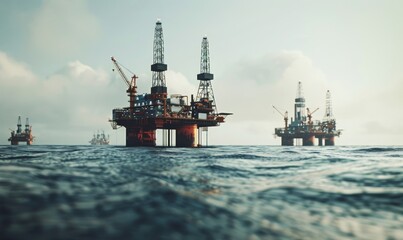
[0,145,402,240]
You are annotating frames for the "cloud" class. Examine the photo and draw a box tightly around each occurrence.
[334,76,403,145]
[0,51,122,145]
[215,51,328,122]
[166,70,197,97]
[28,0,100,57]
[0,52,37,86]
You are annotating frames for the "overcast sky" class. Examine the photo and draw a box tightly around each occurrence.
[1,0,402,146]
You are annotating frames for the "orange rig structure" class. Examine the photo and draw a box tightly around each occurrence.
[110,20,231,147]
[273,82,341,146]
[8,116,34,145]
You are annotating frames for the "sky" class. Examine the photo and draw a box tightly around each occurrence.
[0,0,402,146]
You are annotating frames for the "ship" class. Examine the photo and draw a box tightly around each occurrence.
[8,116,34,145]
[89,131,110,145]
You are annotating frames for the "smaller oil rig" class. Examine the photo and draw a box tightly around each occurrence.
[273,82,341,146]
[89,131,110,145]
[110,20,231,147]
[8,116,34,145]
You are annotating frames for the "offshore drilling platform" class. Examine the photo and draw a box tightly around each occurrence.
[110,20,231,147]
[8,116,34,145]
[273,82,341,146]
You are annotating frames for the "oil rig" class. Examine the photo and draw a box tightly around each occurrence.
[89,131,110,145]
[8,116,34,145]
[110,20,231,147]
[273,82,341,146]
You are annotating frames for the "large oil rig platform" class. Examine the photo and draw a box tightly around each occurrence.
[8,116,34,145]
[273,82,341,146]
[110,20,231,147]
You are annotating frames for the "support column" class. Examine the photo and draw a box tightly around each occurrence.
[176,124,197,147]
[318,137,323,146]
[325,136,335,146]
[126,127,156,147]
[281,137,294,146]
[303,135,315,146]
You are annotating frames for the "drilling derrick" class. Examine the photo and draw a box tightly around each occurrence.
[323,90,333,121]
[110,20,231,148]
[151,20,168,98]
[320,90,340,145]
[274,82,341,146]
[195,37,217,115]
[294,81,306,123]
[8,116,34,145]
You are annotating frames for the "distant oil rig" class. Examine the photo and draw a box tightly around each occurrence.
[8,116,34,145]
[273,82,341,146]
[110,20,231,147]
[89,131,109,145]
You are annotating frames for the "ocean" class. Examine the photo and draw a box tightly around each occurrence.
[0,145,402,240]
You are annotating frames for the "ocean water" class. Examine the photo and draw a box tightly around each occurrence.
[0,145,402,240]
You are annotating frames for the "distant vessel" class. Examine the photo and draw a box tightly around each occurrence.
[89,131,110,145]
[8,116,34,145]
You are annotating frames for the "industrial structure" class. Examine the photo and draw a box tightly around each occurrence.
[110,20,231,147]
[89,131,110,145]
[8,116,34,145]
[273,82,341,146]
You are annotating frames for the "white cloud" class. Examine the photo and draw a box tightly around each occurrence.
[166,70,197,97]
[0,51,121,145]
[28,0,100,57]
[215,51,328,122]
[0,52,37,86]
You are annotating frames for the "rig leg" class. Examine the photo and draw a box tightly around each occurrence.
[11,141,18,145]
[303,135,315,146]
[281,137,294,146]
[126,127,156,147]
[318,137,323,146]
[325,136,335,146]
[176,124,197,147]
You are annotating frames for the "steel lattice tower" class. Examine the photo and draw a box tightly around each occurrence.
[196,36,216,113]
[324,90,334,120]
[151,20,167,94]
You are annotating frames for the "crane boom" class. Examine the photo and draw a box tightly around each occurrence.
[307,107,319,116]
[273,105,286,118]
[111,56,131,88]
[273,105,288,130]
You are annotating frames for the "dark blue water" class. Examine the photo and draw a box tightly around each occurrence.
[1,145,402,240]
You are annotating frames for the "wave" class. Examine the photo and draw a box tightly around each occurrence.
[257,186,403,209]
[216,153,269,160]
[352,147,403,153]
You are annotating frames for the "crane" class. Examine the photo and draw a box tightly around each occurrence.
[306,107,319,129]
[111,56,137,112]
[273,105,288,131]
